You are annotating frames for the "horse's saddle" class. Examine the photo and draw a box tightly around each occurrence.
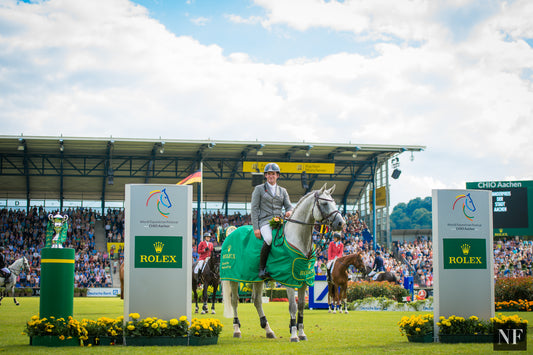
[0,272,11,283]
[220,225,316,288]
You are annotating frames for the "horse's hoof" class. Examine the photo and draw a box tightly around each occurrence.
[298,335,308,341]
[344,311,349,314]
[290,337,300,342]
[211,310,216,314]
[328,309,331,313]
[266,332,276,339]
[201,310,207,314]
[233,332,242,338]
[332,310,336,314]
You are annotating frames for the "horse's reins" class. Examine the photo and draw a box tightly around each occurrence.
[276,192,342,258]
[284,192,342,228]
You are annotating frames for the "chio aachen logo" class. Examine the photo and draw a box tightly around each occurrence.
[146,188,172,218]
[452,192,476,221]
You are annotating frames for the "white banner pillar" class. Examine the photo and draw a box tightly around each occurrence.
[124,184,192,321]
[432,189,494,340]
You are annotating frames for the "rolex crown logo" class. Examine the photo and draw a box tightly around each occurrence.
[461,243,471,255]
[154,241,164,254]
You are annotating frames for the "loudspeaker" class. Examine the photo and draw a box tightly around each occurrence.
[252,173,264,187]
[391,169,401,179]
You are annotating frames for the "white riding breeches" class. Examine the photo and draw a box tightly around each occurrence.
[194,258,209,274]
[260,224,273,245]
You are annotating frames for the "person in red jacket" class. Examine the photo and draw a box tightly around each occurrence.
[194,232,213,277]
[326,232,344,282]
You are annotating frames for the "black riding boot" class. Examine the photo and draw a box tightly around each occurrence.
[327,267,331,283]
[258,242,272,280]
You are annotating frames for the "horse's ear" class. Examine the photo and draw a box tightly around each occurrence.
[327,184,336,195]
[319,183,327,192]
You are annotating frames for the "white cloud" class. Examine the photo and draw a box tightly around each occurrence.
[253,0,446,41]
[225,14,263,25]
[190,16,210,26]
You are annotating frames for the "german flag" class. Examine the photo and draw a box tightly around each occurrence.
[177,170,202,185]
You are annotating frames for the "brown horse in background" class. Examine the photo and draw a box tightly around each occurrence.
[119,262,124,300]
[327,252,365,314]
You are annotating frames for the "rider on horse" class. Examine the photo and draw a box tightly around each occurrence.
[0,247,12,281]
[251,163,293,280]
[326,232,344,282]
[194,232,214,279]
[369,250,386,280]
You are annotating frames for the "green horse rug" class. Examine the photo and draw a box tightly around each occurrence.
[220,225,316,288]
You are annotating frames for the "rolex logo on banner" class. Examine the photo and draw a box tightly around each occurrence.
[135,236,183,268]
[443,238,487,269]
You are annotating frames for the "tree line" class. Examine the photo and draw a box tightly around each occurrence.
[390,196,432,230]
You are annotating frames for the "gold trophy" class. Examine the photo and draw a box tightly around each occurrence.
[46,213,69,248]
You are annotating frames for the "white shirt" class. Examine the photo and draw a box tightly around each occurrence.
[267,182,277,195]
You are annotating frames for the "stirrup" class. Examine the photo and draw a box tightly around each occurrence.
[258,269,271,280]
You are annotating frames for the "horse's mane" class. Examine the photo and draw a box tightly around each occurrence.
[291,189,317,214]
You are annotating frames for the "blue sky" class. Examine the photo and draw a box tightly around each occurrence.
[1,0,533,207]
[131,0,370,63]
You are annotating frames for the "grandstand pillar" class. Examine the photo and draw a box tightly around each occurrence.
[39,248,75,319]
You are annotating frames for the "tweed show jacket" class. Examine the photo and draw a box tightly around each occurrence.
[251,182,293,230]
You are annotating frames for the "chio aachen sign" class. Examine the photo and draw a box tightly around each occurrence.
[466,180,533,237]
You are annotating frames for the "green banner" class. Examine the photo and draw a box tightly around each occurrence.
[135,236,182,268]
[443,238,487,269]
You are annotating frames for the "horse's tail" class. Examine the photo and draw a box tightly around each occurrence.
[222,280,233,318]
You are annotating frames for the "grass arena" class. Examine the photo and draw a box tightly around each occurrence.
[1,297,532,354]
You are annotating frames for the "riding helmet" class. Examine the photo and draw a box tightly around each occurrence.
[264,163,280,174]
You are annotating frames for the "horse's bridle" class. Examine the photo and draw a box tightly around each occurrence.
[285,191,342,227]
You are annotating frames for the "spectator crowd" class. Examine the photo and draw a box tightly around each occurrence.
[1,207,532,290]
[1,207,111,288]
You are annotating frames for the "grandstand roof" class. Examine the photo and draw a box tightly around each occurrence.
[0,135,425,212]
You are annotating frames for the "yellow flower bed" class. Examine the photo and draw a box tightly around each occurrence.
[189,318,223,338]
[23,315,88,342]
[124,314,189,337]
[495,299,533,311]
[490,313,528,331]
[398,313,433,336]
[24,313,224,342]
[81,316,123,338]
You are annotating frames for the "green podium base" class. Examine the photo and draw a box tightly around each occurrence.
[39,248,75,320]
